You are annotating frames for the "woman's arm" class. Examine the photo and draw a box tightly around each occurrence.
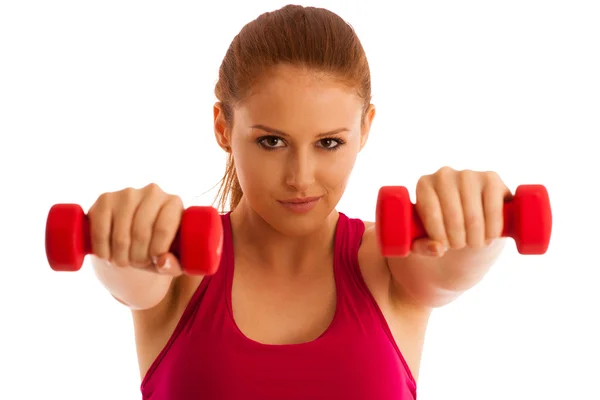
[386,239,506,308]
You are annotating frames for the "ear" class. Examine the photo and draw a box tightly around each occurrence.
[214,102,232,152]
[359,104,376,151]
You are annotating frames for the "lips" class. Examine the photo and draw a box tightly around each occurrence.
[279,196,322,204]
[277,196,322,213]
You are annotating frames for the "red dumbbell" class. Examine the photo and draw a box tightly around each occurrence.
[45,204,224,275]
[376,184,552,257]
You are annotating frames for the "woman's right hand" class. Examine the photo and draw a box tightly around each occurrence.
[87,183,184,276]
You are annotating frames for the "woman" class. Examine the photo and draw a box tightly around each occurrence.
[90,5,509,399]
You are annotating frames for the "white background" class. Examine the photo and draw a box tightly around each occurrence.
[1,1,599,399]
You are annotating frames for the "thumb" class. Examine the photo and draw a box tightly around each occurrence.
[152,252,183,276]
[411,238,447,257]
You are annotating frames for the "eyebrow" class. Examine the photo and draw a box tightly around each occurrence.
[250,124,349,138]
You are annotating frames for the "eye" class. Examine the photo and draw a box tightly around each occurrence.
[258,136,286,149]
[317,138,345,151]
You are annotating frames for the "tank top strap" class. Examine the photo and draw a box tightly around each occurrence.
[334,212,365,259]
[332,213,387,329]
[333,212,417,393]
[198,212,234,317]
[140,212,233,392]
[333,212,368,291]
[170,212,233,333]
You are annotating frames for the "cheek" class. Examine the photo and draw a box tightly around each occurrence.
[232,147,280,193]
[320,152,357,192]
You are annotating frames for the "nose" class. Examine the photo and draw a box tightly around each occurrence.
[284,148,315,192]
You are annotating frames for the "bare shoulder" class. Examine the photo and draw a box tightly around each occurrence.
[358,221,431,381]
[357,221,430,314]
[130,275,205,379]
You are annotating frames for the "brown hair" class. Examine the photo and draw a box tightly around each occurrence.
[213,5,372,212]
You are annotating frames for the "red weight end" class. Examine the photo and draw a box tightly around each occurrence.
[46,204,90,271]
[178,206,223,275]
[376,186,413,257]
[512,185,552,254]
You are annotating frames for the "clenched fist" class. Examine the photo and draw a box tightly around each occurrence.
[88,183,184,275]
[412,167,510,257]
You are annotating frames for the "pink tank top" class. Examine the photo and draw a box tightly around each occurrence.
[141,212,417,399]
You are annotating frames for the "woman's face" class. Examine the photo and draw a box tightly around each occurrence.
[215,64,375,235]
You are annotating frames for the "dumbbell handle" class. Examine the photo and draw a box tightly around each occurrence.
[377,184,552,256]
[45,203,222,274]
[408,201,518,240]
[53,214,183,261]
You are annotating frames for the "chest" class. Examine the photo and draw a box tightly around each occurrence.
[230,262,337,345]
[153,327,415,400]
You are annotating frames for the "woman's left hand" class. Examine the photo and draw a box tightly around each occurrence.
[412,166,511,257]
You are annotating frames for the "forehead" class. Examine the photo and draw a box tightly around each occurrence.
[235,65,363,129]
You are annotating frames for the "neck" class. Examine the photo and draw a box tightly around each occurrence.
[228,198,339,276]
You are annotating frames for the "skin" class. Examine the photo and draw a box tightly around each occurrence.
[92,63,510,383]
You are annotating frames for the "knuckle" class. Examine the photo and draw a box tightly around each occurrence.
[153,224,172,240]
[96,192,110,206]
[167,194,183,207]
[436,166,455,179]
[484,170,500,181]
[459,169,477,185]
[416,176,432,193]
[88,204,109,225]
[428,212,444,229]
[445,209,463,228]
[111,234,130,252]
[149,228,174,254]
[88,217,111,251]
[484,171,503,188]
[464,212,482,230]
[145,182,163,195]
[91,193,111,214]
[486,208,503,228]
[131,226,151,244]
[90,225,108,245]
[120,187,138,204]
[416,201,437,222]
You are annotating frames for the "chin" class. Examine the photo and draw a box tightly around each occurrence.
[261,201,334,237]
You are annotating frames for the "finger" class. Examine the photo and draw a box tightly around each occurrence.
[152,253,183,276]
[129,195,166,267]
[411,238,447,257]
[148,195,183,265]
[435,174,466,250]
[88,194,113,261]
[483,179,511,243]
[459,171,486,249]
[415,180,448,248]
[110,189,139,267]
